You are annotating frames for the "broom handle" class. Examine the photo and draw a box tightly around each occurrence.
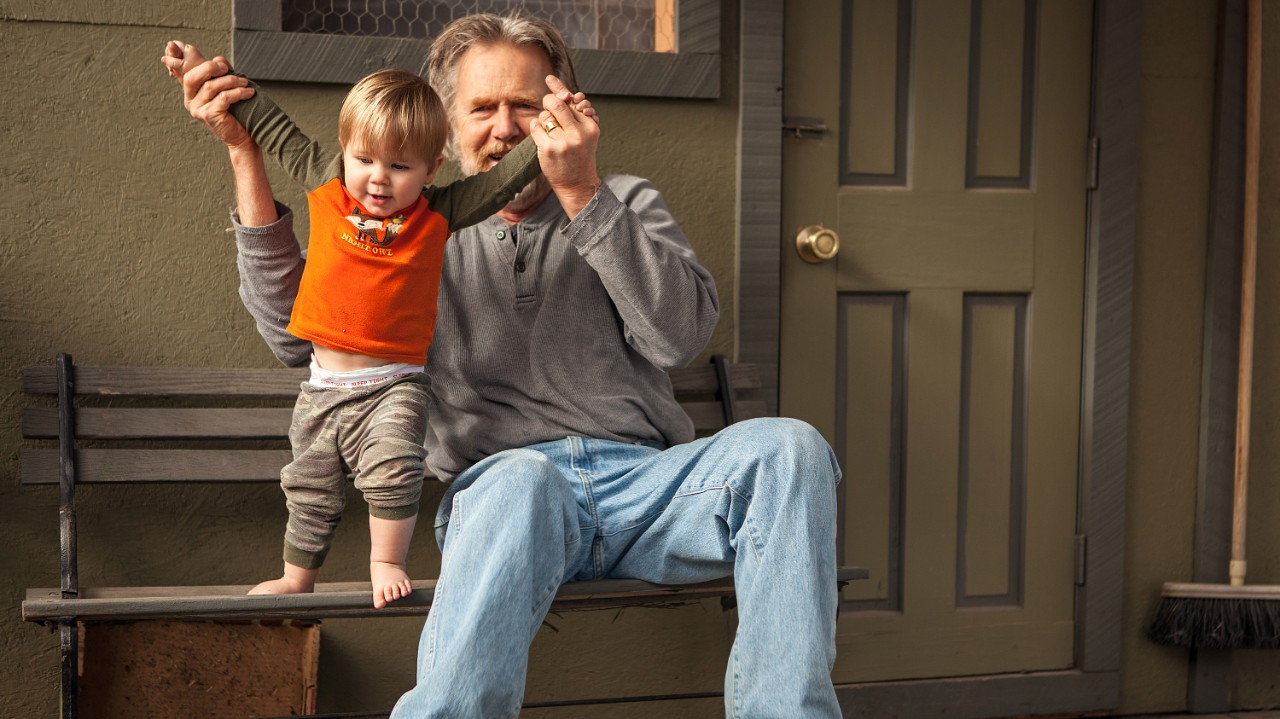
[1232,0,1262,588]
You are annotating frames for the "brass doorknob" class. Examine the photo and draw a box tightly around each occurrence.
[796,225,840,264]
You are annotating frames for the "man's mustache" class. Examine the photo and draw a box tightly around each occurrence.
[481,144,518,159]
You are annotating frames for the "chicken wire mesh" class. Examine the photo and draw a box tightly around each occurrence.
[281,0,676,52]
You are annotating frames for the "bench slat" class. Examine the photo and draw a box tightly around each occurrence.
[22,448,293,484]
[683,400,769,433]
[23,365,309,397]
[23,407,294,440]
[23,567,869,623]
[667,362,761,393]
[682,402,726,432]
[23,363,761,397]
[734,400,768,421]
[22,403,766,440]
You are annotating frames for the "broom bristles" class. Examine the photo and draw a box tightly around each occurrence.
[1148,590,1280,649]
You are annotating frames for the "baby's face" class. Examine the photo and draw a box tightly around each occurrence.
[342,143,441,218]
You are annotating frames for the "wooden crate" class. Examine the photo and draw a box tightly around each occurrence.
[79,620,318,718]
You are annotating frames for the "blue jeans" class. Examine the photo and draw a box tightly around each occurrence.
[389,417,842,718]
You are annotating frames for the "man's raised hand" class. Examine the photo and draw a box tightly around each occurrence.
[161,41,256,151]
[531,75,602,220]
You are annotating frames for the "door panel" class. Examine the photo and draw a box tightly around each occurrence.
[781,0,1091,682]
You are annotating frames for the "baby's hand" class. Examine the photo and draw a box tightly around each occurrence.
[546,75,599,126]
[161,40,209,81]
[568,92,598,125]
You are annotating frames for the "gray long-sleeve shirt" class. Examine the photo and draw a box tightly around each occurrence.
[234,175,720,480]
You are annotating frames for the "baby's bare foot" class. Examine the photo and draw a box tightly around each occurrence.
[370,561,412,609]
[248,576,313,595]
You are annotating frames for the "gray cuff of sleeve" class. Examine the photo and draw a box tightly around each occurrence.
[231,201,295,249]
[559,183,623,254]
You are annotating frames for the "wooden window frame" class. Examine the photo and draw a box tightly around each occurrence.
[231,0,721,98]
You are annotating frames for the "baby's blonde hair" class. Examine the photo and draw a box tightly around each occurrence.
[338,68,447,162]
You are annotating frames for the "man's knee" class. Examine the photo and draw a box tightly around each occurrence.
[765,416,831,452]
[481,449,565,498]
[724,418,840,516]
[443,449,581,557]
[455,449,576,526]
[729,417,837,471]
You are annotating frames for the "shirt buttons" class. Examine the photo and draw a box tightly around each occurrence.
[515,261,527,273]
[496,230,506,240]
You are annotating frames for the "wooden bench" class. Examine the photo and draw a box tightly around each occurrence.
[21,352,867,715]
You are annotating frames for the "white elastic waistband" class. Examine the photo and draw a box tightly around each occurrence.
[307,357,424,389]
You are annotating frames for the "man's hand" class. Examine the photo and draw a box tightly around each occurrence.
[162,41,256,152]
[531,75,602,221]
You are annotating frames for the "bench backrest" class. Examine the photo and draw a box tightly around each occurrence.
[21,354,767,486]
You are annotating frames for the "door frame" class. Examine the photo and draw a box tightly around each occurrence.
[735,0,1140,714]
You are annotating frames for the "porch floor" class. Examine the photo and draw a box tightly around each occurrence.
[261,709,1280,718]
[1111,706,1280,711]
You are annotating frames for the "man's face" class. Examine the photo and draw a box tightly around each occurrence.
[452,42,552,181]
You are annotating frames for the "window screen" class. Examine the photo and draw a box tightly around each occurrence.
[281,0,675,52]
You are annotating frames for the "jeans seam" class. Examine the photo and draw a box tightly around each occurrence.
[598,510,662,537]
[531,567,563,620]
[725,483,764,561]
[672,483,727,499]
[568,437,606,576]
[423,581,440,674]
[423,494,460,677]
[729,650,741,718]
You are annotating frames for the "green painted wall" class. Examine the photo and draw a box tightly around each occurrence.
[0,2,738,716]
[1121,0,1280,714]
[1122,0,1215,710]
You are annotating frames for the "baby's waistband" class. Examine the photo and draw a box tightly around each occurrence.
[306,357,424,390]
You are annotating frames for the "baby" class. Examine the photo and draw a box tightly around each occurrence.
[164,42,595,607]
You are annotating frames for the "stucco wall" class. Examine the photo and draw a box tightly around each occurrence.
[0,2,739,716]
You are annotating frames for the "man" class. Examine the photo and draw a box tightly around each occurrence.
[179,13,841,718]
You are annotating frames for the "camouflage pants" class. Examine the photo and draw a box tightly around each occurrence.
[280,375,429,569]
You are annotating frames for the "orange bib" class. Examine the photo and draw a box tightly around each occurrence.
[288,178,449,364]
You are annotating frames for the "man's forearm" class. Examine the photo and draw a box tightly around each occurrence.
[230,143,277,226]
[564,178,719,371]
[229,141,309,367]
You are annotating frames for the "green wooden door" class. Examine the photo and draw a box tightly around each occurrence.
[780,0,1092,681]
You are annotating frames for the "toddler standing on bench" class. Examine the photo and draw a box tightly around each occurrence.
[163,42,595,607]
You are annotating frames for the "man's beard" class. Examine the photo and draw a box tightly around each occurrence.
[460,144,551,214]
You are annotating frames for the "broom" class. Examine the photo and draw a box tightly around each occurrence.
[1147,0,1280,650]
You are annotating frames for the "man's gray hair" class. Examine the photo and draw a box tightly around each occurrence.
[425,13,579,131]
